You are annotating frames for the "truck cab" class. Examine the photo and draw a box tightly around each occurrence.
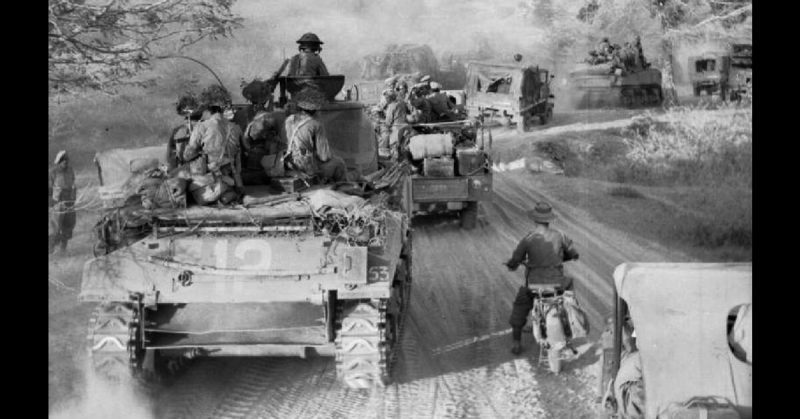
[464,61,555,132]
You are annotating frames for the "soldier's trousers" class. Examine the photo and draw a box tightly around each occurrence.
[49,202,76,251]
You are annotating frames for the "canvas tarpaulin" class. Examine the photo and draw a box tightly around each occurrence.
[613,263,752,418]
[94,146,166,188]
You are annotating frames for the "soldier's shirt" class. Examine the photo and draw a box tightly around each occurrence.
[49,165,76,202]
[184,114,229,173]
[284,113,333,175]
[427,92,454,116]
[507,225,578,282]
[384,100,407,128]
[287,52,330,76]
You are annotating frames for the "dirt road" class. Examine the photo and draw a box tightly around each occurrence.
[51,107,703,418]
[141,169,683,419]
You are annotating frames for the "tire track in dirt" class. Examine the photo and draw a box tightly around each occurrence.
[153,168,681,418]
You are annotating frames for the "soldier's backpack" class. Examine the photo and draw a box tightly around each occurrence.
[562,290,590,339]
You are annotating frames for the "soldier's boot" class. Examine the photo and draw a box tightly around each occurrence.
[511,340,522,355]
[49,236,59,255]
[59,239,68,254]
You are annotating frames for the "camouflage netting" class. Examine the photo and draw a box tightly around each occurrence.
[199,84,232,107]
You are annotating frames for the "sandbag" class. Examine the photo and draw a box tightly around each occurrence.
[408,133,454,160]
[562,290,590,339]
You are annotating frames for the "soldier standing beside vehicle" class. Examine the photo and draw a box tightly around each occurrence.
[380,90,408,160]
[283,89,346,183]
[287,33,330,77]
[49,150,77,254]
[505,202,580,355]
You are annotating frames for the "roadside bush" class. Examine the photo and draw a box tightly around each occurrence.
[620,104,752,188]
[535,139,582,176]
[669,186,752,248]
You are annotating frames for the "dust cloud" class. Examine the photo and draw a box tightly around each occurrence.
[159,0,586,101]
[50,362,154,419]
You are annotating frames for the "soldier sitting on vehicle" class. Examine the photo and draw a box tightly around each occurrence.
[183,104,241,205]
[426,82,457,122]
[505,201,580,355]
[406,83,433,124]
[379,90,409,160]
[287,33,330,77]
[49,150,77,254]
[283,88,346,184]
[167,94,202,171]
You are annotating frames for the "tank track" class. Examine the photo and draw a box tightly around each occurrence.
[334,253,411,389]
[88,300,193,384]
[87,301,145,382]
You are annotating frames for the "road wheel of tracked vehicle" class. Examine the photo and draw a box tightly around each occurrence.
[87,302,144,383]
[460,202,478,230]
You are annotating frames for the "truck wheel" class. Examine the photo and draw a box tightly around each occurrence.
[460,202,478,229]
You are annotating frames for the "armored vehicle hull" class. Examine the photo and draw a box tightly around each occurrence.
[84,78,412,389]
[568,63,663,109]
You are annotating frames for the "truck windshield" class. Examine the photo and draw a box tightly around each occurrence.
[695,59,716,73]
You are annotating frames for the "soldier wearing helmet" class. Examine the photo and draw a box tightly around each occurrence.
[287,32,330,77]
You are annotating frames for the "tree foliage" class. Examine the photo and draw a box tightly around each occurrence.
[49,0,243,93]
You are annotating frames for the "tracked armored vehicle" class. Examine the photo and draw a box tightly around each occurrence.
[568,63,663,109]
[82,75,413,389]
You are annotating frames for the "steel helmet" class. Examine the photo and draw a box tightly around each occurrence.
[296,32,324,45]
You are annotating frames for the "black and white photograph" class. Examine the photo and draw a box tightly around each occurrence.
[48,1,752,418]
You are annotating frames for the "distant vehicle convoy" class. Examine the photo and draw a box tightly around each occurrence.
[689,43,752,101]
[351,60,556,133]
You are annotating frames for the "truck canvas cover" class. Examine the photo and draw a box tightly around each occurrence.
[613,263,752,418]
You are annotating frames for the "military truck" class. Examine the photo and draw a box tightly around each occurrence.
[568,63,663,109]
[600,263,752,418]
[689,43,752,101]
[464,61,555,133]
[83,75,413,389]
[402,120,493,229]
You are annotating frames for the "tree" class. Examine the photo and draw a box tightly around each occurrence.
[49,0,243,93]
